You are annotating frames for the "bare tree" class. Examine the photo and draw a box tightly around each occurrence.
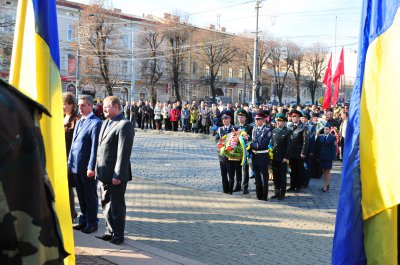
[163,19,192,101]
[304,42,328,104]
[237,34,271,102]
[141,28,165,105]
[79,1,123,96]
[268,39,291,105]
[0,11,15,77]
[196,30,238,103]
[287,41,305,105]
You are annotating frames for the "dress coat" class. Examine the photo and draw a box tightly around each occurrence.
[68,113,102,174]
[250,124,273,166]
[285,122,310,159]
[96,113,135,183]
[316,134,337,169]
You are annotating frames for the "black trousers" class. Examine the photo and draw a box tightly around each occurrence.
[219,159,236,194]
[100,181,127,240]
[272,160,287,194]
[171,121,178,131]
[340,137,345,160]
[74,173,98,228]
[242,164,249,191]
[289,158,305,189]
[141,115,149,129]
[234,161,242,187]
[253,163,269,199]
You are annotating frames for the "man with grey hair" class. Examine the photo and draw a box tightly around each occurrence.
[68,95,102,234]
[95,96,134,245]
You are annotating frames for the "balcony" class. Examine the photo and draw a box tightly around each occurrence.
[224,77,240,84]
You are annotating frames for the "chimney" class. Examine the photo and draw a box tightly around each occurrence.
[209,24,215,30]
[221,27,226,32]
[173,15,180,22]
[164,13,172,20]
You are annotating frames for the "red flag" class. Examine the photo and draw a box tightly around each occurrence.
[332,47,344,105]
[322,54,332,109]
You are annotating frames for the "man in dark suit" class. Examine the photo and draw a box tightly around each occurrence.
[95,96,134,245]
[216,110,238,194]
[250,111,273,201]
[68,95,102,234]
[285,110,310,193]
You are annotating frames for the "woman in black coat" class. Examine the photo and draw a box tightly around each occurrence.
[316,126,337,192]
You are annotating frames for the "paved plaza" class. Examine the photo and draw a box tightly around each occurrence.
[75,130,341,265]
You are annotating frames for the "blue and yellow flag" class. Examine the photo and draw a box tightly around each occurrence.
[9,0,74,264]
[332,1,400,264]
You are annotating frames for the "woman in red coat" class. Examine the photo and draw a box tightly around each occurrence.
[170,103,181,132]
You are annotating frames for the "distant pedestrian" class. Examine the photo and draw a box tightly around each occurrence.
[316,126,336,192]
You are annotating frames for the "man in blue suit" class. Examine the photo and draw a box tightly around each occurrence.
[68,95,102,234]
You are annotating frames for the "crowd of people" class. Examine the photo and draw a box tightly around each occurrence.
[63,94,348,244]
[114,98,346,201]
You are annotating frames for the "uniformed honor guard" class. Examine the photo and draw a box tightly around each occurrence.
[216,110,238,194]
[285,110,310,193]
[250,111,273,201]
[236,109,253,194]
[269,113,290,200]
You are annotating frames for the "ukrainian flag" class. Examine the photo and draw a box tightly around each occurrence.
[9,0,74,264]
[332,1,400,264]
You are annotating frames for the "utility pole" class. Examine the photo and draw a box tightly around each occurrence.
[75,11,81,100]
[130,24,136,102]
[251,0,261,105]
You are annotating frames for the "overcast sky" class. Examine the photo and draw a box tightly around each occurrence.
[75,0,362,52]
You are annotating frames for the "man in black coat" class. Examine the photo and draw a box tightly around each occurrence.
[236,109,253,194]
[269,113,291,200]
[250,111,273,201]
[216,111,238,194]
[285,110,310,193]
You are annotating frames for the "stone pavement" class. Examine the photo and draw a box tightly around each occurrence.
[74,130,341,265]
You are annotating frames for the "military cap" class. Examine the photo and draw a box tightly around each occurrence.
[301,110,311,120]
[275,113,287,122]
[221,109,231,119]
[254,111,266,118]
[311,112,320,118]
[289,110,302,117]
[236,108,247,117]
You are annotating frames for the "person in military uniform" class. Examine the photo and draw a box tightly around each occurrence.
[285,110,310,193]
[250,111,273,201]
[300,111,316,188]
[0,78,68,264]
[269,113,290,200]
[236,109,253,194]
[216,110,238,194]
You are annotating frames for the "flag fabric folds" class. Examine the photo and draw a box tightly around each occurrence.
[9,0,75,264]
[332,47,344,106]
[332,1,400,265]
[322,54,332,109]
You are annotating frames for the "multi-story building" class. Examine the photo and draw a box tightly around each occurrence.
[1,0,353,105]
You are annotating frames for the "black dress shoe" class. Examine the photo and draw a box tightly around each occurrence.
[242,190,249,195]
[233,186,242,192]
[294,188,301,193]
[95,234,112,241]
[110,237,124,245]
[286,187,295,192]
[278,195,285,200]
[81,226,98,234]
[271,194,279,199]
[73,224,85,230]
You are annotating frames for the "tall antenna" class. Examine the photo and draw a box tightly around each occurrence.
[217,14,221,30]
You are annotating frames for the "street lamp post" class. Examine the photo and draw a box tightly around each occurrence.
[75,11,81,100]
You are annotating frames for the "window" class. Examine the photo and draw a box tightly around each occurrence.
[218,67,223,77]
[122,61,128,75]
[238,90,243,102]
[205,65,210,76]
[226,88,232,97]
[67,24,74,41]
[192,61,198,76]
[67,54,76,76]
[239,68,243,79]
[122,34,130,48]
[228,67,233,78]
